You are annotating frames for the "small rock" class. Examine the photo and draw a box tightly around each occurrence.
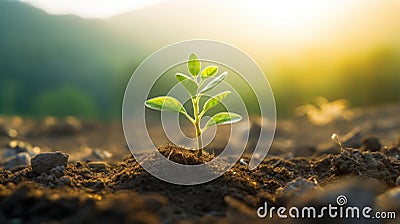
[93,148,113,160]
[87,161,108,172]
[94,180,105,189]
[396,176,400,186]
[3,152,31,170]
[31,151,69,174]
[276,178,318,199]
[4,140,41,158]
[361,136,382,152]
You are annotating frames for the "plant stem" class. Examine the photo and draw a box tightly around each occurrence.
[192,96,203,156]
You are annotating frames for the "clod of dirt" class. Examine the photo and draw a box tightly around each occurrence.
[157,144,214,165]
[31,151,69,174]
[3,152,31,171]
[361,136,382,152]
[87,161,109,172]
[50,166,66,178]
[331,149,399,186]
[382,146,400,160]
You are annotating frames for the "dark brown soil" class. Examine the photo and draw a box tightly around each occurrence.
[0,143,399,223]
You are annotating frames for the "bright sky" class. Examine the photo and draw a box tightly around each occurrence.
[20,0,359,21]
[20,0,170,19]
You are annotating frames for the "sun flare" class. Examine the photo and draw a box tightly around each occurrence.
[233,0,356,42]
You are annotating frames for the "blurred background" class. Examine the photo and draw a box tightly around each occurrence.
[1,0,400,120]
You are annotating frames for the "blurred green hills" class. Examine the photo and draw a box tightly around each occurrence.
[0,1,144,118]
[1,0,400,119]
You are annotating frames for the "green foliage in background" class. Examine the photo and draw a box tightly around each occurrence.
[1,1,400,119]
[32,86,99,118]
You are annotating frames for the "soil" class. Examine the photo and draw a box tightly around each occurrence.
[0,104,400,223]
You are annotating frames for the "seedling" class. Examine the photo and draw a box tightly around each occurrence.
[145,53,242,156]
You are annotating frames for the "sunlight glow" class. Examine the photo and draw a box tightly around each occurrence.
[233,0,355,42]
[19,0,169,19]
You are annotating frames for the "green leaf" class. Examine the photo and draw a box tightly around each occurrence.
[199,71,228,94]
[202,91,231,113]
[204,112,242,129]
[145,96,186,114]
[201,66,218,79]
[175,73,198,97]
[188,53,200,76]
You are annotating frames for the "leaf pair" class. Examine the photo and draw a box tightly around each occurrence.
[145,95,242,130]
[176,71,228,97]
[188,53,218,79]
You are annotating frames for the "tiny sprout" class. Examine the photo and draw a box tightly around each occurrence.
[145,53,242,156]
[331,133,343,150]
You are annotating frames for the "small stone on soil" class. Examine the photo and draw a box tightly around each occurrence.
[3,152,31,171]
[4,140,41,158]
[31,151,69,174]
[87,161,109,172]
[277,177,318,198]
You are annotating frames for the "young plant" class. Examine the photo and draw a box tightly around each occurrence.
[145,53,242,156]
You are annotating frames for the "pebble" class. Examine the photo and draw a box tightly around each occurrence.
[277,178,318,198]
[93,180,105,189]
[4,140,41,158]
[87,161,108,172]
[93,148,113,160]
[31,151,69,174]
[3,152,31,170]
